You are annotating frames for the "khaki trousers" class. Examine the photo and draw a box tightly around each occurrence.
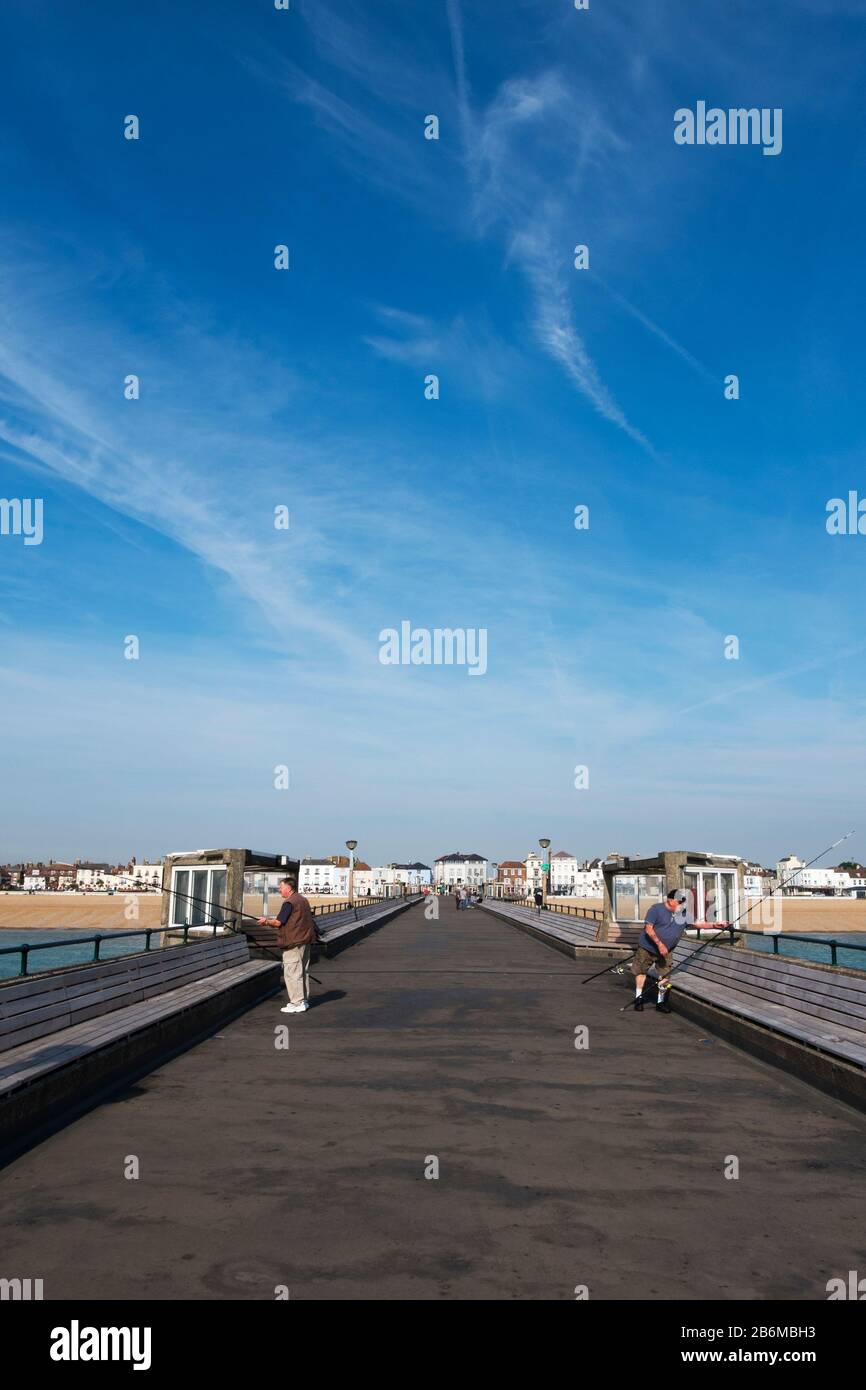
[282,944,311,1005]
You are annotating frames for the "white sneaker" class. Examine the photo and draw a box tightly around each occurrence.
[296,1000,310,1011]
[280,1003,301,1013]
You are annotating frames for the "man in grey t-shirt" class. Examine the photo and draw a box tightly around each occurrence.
[631,890,687,1013]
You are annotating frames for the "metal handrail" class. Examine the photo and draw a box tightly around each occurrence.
[0,920,224,980]
[503,897,605,922]
[741,928,866,969]
[678,924,866,969]
[0,893,417,982]
[543,900,605,922]
[312,895,390,916]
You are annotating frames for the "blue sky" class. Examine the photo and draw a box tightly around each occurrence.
[0,0,864,868]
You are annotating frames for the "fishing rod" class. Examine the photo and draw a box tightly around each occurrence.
[617,822,861,1011]
[165,882,326,977]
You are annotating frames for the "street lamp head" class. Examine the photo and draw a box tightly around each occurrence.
[346,840,358,851]
[539,838,551,850]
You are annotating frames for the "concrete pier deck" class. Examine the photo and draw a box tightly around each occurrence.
[1,899,864,1300]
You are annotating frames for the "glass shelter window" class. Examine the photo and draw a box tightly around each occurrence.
[171,866,227,927]
[612,873,665,921]
[682,868,738,926]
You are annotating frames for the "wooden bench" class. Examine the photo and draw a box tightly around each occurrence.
[0,936,279,1159]
[671,941,866,1070]
[480,899,622,956]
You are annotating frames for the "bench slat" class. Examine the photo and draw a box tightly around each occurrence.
[678,966,865,1035]
[683,947,866,993]
[0,997,73,1035]
[8,964,272,1064]
[679,946,866,997]
[679,954,866,1023]
[0,961,275,1095]
[677,976,866,1067]
[0,939,253,1054]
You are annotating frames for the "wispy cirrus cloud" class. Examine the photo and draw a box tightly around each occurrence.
[363,303,523,400]
[246,4,655,454]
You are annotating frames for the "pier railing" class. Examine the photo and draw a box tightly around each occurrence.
[0,893,400,980]
[746,930,866,969]
[0,924,203,980]
[541,900,605,923]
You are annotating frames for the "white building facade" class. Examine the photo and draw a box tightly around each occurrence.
[549,852,577,894]
[76,865,112,888]
[541,853,605,898]
[434,853,488,888]
[524,852,543,895]
[775,856,866,895]
[744,864,776,898]
[574,862,605,897]
[384,863,432,890]
[128,862,163,889]
[299,860,350,896]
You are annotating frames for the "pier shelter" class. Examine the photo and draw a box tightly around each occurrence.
[602,850,745,940]
[161,848,301,934]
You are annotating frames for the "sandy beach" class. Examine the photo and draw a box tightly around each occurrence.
[559,895,866,933]
[0,891,355,932]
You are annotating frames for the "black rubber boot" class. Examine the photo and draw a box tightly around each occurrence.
[634,997,644,1012]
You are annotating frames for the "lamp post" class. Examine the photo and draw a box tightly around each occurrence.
[539,838,551,907]
[346,840,357,905]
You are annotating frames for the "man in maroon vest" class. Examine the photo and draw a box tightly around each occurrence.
[258,876,319,1013]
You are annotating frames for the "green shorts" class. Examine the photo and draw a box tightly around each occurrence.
[631,946,672,980]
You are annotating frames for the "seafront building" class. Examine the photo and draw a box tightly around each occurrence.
[6,859,164,892]
[496,861,526,896]
[299,858,350,896]
[300,858,433,896]
[547,853,605,896]
[434,852,488,888]
[776,855,866,897]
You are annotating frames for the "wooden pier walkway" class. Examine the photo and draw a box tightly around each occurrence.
[0,898,864,1300]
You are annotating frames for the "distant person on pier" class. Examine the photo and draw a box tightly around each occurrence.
[631,890,687,1013]
[534,887,543,915]
[257,877,320,1015]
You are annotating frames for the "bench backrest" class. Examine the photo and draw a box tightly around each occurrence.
[604,924,643,946]
[673,942,866,1033]
[0,937,250,1055]
[487,901,599,942]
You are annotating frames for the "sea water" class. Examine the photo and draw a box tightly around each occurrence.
[0,929,167,980]
[744,931,866,973]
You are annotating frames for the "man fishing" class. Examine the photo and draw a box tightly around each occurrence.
[257,876,320,1015]
[631,888,687,1013]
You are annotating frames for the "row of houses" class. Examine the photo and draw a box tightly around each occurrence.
[298,856,433,896]
[770,856,866,897]
[433,852,605,897]
[1,859,164,892]
[436,851,866,901]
